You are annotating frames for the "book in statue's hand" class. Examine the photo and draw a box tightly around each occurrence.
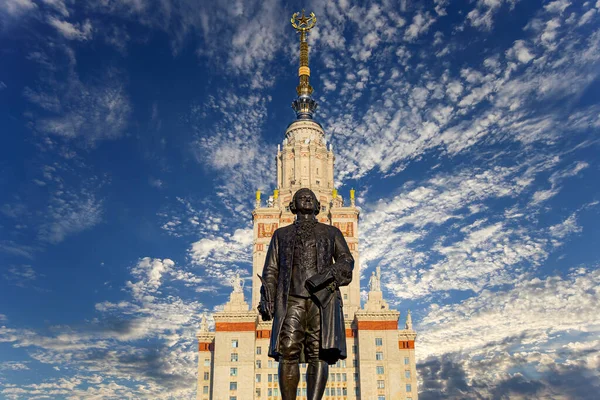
[305,270,335,293]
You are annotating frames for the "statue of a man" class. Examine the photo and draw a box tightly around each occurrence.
[258,188,354,400]
[231,273,244,293]
[369,271,380,292]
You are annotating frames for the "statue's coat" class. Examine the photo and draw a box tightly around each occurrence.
[261,222,354,364]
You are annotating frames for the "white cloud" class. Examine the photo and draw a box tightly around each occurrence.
[47,17,92,40]
[506,40,535,64]
[4,265,37,287]
[545,0,571,14]
[1,0,36,16]
[0,361,29,371]
[0,257,207,398]
[41,0,69,16]
[419,266,600,359]
[404,12,436,41]
[23,44,131,146]
[189,228,252,273]
[416,267,600,398]
[38,187,103,244]
[467,0,520,30]
[548,213,582,239]
[190,91,273,212]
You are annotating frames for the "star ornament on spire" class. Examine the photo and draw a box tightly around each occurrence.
[291,9,316,31]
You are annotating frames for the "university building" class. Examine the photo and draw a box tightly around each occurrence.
[196,11,418,400]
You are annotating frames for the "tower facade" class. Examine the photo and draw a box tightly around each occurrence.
[197,11,418,400]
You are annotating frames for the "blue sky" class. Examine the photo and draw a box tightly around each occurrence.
[1,0,599,398]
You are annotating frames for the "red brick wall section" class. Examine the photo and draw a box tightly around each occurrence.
[198,342,213,352]
[398,340,415,349]
[345,328,356,338]
[215,322,255,332]
[256,330,271,339]
[357,320,398,330]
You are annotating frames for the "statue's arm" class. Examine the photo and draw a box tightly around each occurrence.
[331,228,354,287]
[259,231,279,320]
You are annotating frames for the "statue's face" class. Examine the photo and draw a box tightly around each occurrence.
[294,189,318,215]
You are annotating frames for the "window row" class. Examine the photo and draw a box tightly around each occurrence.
[328,373,347,382]
[325,387,348,396]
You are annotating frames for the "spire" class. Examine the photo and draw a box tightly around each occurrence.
[405,310,413,330]
[290,10,318,120]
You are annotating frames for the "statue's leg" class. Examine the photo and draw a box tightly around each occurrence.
[305,298,328,400]
[278,295,305,400]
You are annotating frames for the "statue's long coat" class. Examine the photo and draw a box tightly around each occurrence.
[261,222,354,364]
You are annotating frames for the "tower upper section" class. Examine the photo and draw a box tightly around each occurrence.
[250,11,361,318]
[290,10,318,120]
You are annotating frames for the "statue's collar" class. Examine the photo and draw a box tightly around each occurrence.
[294,215,317,225]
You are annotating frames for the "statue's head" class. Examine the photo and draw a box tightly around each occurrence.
[289,188,320,215]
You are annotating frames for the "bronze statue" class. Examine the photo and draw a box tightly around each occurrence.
[258,188,354,400]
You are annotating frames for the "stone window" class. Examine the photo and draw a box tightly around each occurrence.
[256,374,261,383]
[353,359,358,367]
[203,372,209,380]
[375,337,383,346]
[230,353,238,362]
[203,386,208,394]
[377,380,385,389]
[256,360,261,369]
[268,388,272,396]
[355,387,360,395]
[230,367,237,376]
[378,396,385,400]
[204,358,210,366]
[354,373,359,381]
[376,366,384,375]
[255,388,261,397]
[229,397,236,400]
[405,370,411,378]
[352,345,357,354]
[343,388,347,395]
[404,357,410,365]
[406,384,412,392]
[256,346,262,355]
[376,351,384,360]
[229,382,237,391]
[231,339,238,348]
[268,374,272,383]
[342,373,347,382]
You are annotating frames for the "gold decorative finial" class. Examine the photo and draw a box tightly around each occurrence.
[291,10,318,119]
[291,9,316,32]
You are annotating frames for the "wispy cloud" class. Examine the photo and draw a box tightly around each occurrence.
[47,16,92,40]
[3,265,37,287]
[1,0,37,17]
[1,257,206,398]
[417,267,600,398]
[24,44,131,146]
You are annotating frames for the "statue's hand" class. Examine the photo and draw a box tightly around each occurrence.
[258,300,274,321]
